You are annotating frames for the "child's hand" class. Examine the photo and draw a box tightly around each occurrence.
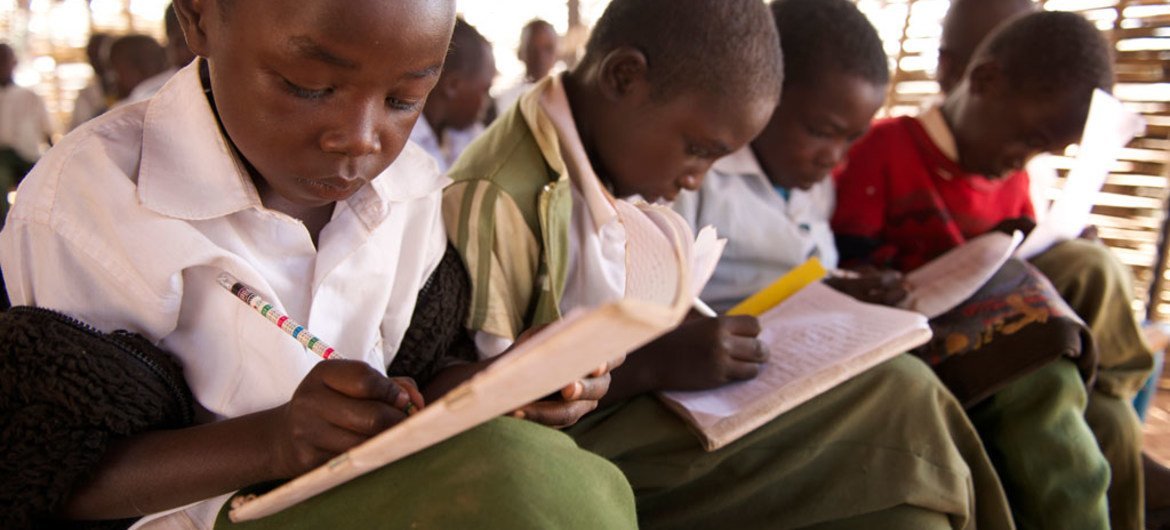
[824,269,908,306]
[267,361,424,478]
[991,217,1036,237]
[511,357,624,428]
[644,315,768,391]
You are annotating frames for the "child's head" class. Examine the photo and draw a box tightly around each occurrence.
[108,34,168,98]
[944,11,1113,178]
[424,18,495,132]
[0,44,15,85]
[519,19,558,81]
[173,0,455,210]
[566,0,784,202]
[937,0,1036,95]
[750,0,888,191]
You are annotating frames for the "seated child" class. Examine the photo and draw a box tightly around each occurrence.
[444,0,1013,527]
[937,2,1161,527]
[409,18,495,173]
[0,1,637,528]
[832,11,1124,529]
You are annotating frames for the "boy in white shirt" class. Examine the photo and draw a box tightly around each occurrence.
[0,43,52,220]
[0,1,636,528]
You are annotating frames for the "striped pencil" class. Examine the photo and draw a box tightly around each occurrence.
[216,272,345,360]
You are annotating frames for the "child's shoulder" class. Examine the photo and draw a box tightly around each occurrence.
[11,103,151,224]
[446,103,554,198]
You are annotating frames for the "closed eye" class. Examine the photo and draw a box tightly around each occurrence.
[282,78,332,101]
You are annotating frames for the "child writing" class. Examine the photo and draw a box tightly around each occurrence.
[832,11,1123,529]
[936,2,1163,527]
[0,0,637,528]
[444,0,1013,527]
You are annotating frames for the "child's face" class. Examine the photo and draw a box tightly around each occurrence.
[951,67,1088,178]
[751,72,886,190]
[445,44,496,130]
[522,25,558,79]
[187,0,454,208]
[594,90,775,203]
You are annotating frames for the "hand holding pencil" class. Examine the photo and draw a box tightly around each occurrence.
[268,361,426,478]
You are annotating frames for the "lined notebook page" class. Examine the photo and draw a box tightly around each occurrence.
[900,231,1022,318]
[661,282,930,450]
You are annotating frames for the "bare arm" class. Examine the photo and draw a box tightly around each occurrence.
[59,361,419,520]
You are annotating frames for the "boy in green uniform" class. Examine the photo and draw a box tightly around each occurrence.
[445,0,1013,527]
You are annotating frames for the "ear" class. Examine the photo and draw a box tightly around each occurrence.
[597,47,650,103]
[936,49,957,92]
[173,0,212,58]
[966,60,1005,97]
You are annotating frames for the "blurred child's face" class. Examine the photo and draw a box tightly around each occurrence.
[751,72,886,190]
[523,25,558,79]
[593,89,775,203]
[185,0,453,208]
[950,64,1088,178]
[446,44,496,129]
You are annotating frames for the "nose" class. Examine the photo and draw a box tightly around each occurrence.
[320,99,383,158]
[816,141,848,170]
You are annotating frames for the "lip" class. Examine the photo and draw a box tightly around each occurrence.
[300,176,364,201]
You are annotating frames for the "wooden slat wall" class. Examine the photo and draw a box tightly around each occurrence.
[857,0,1170,320]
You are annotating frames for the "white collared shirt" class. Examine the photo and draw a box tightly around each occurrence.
[0,61,449,529]
[0,83,52,162]
[673,147,837,312]
[409,117,485,173]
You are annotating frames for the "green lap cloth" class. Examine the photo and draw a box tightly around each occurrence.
[567,355,1013,530]
[215,417,637,530]
[967,359,1111,530]
[1031,239,1154,530]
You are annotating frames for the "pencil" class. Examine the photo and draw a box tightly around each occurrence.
[216,272,346,360]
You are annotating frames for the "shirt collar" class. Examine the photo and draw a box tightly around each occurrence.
[915,105,960,163]
[138,60,447,224]
[520,74,618,231]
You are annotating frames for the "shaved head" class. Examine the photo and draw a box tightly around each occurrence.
[938,0,1037,94]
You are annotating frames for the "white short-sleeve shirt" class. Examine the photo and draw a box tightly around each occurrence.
[0,83,53,162]
[0,61,449,529]
[673,147,838,313]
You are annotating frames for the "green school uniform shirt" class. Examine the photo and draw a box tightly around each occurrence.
[442,76,575,340]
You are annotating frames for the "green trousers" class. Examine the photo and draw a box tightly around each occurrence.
[567,355,1014,530]
[967,359,1111,530]
[1032,239,1155,530]
[215,417,637,529]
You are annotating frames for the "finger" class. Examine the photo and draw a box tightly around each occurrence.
[720,314,762,337]
[516,400,598,428]
[308,421,377,456]
[308,390,406,436]
[318,361,402,404]
[564,373,611,402]
[724,359,762,382]
[390,376,426,412]
[877,271,904,288]
[728,336,769,363]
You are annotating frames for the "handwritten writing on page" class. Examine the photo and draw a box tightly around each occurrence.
[661,283,930,451]
[1016,89,1146,259]
[900,231,1023,318]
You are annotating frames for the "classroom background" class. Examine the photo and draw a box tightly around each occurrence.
[2,0,1169,464]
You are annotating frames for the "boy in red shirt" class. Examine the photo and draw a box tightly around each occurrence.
[833,11,1122,529]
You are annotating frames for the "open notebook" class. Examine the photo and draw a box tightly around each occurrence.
[899,230,1024,318]
[660,282,931,451]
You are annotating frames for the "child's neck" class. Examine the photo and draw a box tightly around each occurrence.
[562,71,617,193]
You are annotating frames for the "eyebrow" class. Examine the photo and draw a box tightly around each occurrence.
[287,35,443,80]
[289,36,358,70]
